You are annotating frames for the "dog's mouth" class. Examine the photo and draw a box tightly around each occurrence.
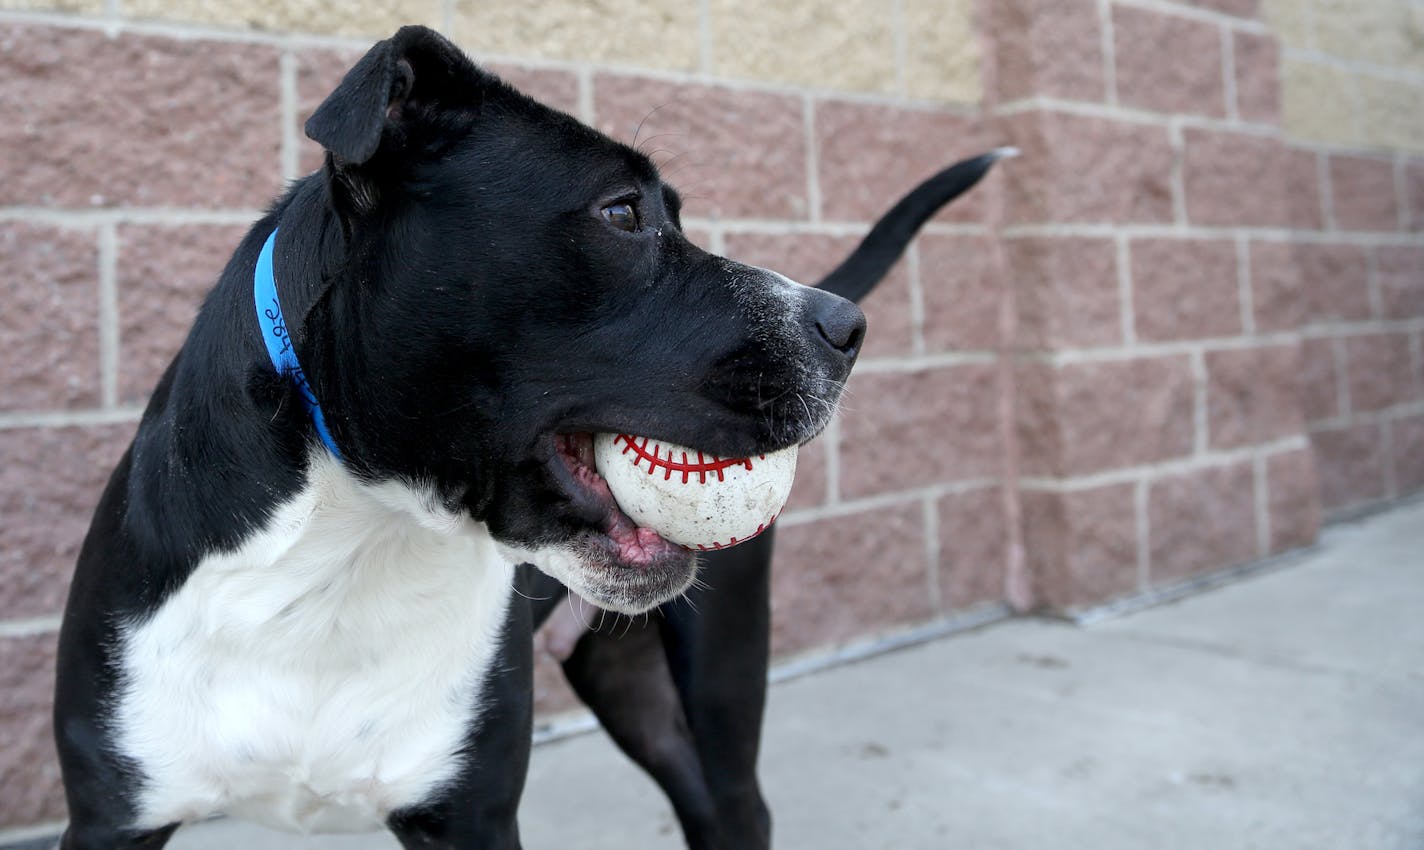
[549,432,686,567]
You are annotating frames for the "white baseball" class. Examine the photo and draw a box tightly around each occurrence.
[593,433,798,551]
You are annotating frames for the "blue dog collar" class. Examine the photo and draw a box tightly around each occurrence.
[254,228,343,461]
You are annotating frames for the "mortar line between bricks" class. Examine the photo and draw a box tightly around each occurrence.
[1300,318,1424,338]
[1282,46,1424,86]
[1393,153,1412,231]
[853,352,999,372]
[576,66,595,125]
[1309,401,1424,432]
[778,477,1000,527]
[1412,333,1424,398]
[0,208,264,226]
[907,242,926,356]
[1252,454,1270,557]
[1236,235,1255,334]
[999,224,1422,245]
[1169,119,1189,226]
[823,415,842,504]
[1191,348,1208,455]
[802,94,822,224]
[1117,235,1136,344]
[992,96,1279,136]
[694,218,988,237]
[1318,150,1338,232]
[1334,337,1353,418]
[279,50,299,182]
[0,615,62,639]
[922,497,943,613]
[1110,0,1272,32]
[0,407,144,430]
[1016,436,1310,492]
[1097,0,1118,105]
[1134,479,1149,591]
[1366,249,1384,319]
[98,224,118,409]
[0,9,986,113]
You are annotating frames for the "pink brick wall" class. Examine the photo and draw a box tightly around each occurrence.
[1,1,1421,834]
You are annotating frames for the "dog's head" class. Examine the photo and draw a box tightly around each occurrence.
[295,26,863,613]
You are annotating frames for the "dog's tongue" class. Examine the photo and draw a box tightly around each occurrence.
[602,499,680,566]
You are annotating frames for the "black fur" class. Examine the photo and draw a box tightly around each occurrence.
[54,26,864,849]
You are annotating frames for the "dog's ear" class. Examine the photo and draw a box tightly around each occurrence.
[305,26,478,167]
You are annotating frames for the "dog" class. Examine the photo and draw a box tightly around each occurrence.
[525,150,1009,850]
[52,25,866,849]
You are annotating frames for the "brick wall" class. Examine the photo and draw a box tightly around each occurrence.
[0,0,1420,836]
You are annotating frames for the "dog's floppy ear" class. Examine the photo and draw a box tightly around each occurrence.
[305,25,476,167]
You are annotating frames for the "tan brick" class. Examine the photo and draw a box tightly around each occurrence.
[919,234,1002,353]
[771,504,932,656]
[709,0,896,93]
[1280,59,1359,147]
[1312,0,1424,72]
[1355,76,1424,154]
[594,75,807,220]
[723,232,913,359]
[1206,344,1304,449]
[902,0,983,103]
[0,425,132,619]
[1114,6,1226,117]
[1329,155,1401,232]
[1148,461,1258,583]
[838,366,1002,499]
[0,224,100,412]
[126,0,439,36]
[937,486,1007,610]
[117,225,251,406]
[1394,413,1424,495]
[1376,245,1424,320]
[1184,129,1309,227]
[1312,422,1388,510]
[1017,356,1196,477]
[1267,447,1321,553]
[1300,336,1342,422]
[1131,238,1241,342]
[1021,484,1138,611]
[0,632,64,827]
[815,100,987,224]
[0,0,101,9]
[1004,237,1121,349]
[1233,30,1281,125]
[0,24,282,208]
[452,0,699,72]
[1345,332,1422,413]
[988,0,1105,101]
[1001,111,1175,225]
[1261,0,1312,48]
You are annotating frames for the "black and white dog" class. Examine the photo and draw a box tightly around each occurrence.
[523,150,1007,850]
[52,26,866,849]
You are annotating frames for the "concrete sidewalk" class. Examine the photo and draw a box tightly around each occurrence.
[167,500,1424,850]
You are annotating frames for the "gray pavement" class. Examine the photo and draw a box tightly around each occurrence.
[166,500,1424,850]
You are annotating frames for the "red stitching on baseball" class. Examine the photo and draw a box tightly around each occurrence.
[688,511,781,552]
[615,434,755,484]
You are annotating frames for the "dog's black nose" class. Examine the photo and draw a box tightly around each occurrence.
[812,295,867,358]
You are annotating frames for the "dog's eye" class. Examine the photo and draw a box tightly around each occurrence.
[601,202,640,232]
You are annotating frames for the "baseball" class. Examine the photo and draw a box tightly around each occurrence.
[593,433,798,551]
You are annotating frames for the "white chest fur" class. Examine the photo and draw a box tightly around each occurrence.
[114,455,515,834]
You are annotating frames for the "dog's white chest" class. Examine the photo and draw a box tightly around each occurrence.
[114,457,514,833]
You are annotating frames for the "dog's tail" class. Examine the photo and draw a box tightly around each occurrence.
[816,147,1018,303]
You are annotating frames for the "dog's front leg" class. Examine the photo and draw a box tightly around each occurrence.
[386,598,533,850]
[657,530,777,850]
